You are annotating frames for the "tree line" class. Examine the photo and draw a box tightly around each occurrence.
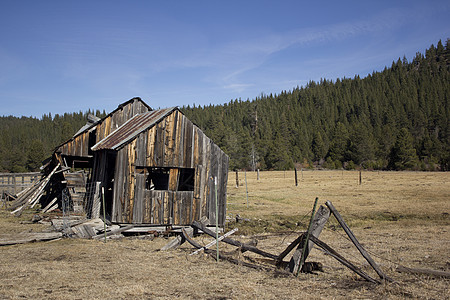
[0,110,106,173]
[0,40,448,172]
[182,40,449,171]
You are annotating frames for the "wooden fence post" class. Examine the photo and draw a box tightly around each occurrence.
[294,168,298,186]
[244,170,249,208]
[235,170,239,188]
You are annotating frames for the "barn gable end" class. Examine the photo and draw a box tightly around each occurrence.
[90,108,229,226]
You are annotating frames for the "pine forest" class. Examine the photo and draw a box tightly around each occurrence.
[1,40,449,173]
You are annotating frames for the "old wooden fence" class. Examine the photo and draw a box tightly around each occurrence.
[0,172,41,197]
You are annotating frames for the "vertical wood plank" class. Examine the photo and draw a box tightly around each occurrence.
[146,126,156,166]
[173,192,180,225]
[169,168,179,191]
[132,173,145,224]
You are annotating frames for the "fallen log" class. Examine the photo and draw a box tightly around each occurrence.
[396,265,450,278]
[192,221,278,260]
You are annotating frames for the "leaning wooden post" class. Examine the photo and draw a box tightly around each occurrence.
[294,168,298,186]
[325,201,392,282]
[295,197,318,276]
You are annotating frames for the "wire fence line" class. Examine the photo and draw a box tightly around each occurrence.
[62,181,102,226]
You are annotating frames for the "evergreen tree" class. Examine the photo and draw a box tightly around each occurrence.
[388,128,419,170]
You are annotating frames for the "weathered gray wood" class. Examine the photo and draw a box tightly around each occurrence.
[190,228,238,255]
[276,233,304,267]
[13,163,60,217]
[325,201,392,282]
[0,232,63,246]
[286,205,331,272]
[90,182,102,219]
[181,228,291,275]
[396,265,450,278]
[192,220,278,260]
[41,197,58,213]
[161,227,193,250]
[308,235,380,284]
[92,225,134,239]
[288,198,320,274]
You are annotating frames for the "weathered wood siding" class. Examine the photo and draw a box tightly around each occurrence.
[111,110,229,226]
[57,98,150,157]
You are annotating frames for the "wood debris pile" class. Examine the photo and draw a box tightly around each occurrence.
[165,200,394,283]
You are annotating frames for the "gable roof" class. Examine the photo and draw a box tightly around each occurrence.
[91,107,177,151]
[54,97,151,152]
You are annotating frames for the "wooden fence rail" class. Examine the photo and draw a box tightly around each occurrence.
[0,172,41,197]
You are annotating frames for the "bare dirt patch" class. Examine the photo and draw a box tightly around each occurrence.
[0,170,449,299]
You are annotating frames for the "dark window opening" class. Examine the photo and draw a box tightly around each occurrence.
[88,129,97,156]
[146,167,170,190]
[178,168,195,191]
[136,166,195,191]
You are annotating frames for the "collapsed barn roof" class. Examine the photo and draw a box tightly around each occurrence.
[91,107,176,151]
[35,97,229,227]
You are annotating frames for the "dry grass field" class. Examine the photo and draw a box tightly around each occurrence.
[0,170,449,299]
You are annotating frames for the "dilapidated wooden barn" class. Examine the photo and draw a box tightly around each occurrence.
[48,97,229,226]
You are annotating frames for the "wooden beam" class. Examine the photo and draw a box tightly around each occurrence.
[0,232,63,246]
[181,228,292,276]
[192,220,278,260]
[396,265,450,278]
[325,201,392,282]
[288,203,330,274]
[160,227,193,251]
[291,197,319,275]
[309,235,380,284]
[92,225,134,239]
[276,233,304,267]
[190,228,238,255]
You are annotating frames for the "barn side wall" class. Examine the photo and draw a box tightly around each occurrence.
[111,110,229,226]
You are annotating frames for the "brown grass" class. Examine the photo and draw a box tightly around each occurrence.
[0,170,449,299]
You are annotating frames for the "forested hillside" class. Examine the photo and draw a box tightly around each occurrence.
[0,40,448,172]
[182,40,449,171]
[0,110,106,172]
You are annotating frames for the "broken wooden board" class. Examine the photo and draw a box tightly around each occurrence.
[190,228,238,255]
[92,225,134,240]
[70,219,105,238]
[0,232,63,246]
[396,265,450,278]
[161,227,194,250]
[192,220,278,260]
[51,217,88,231]
[287,204,330,273]
[181,228,292,276]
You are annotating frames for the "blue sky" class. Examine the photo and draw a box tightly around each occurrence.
[1,1,449,118]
